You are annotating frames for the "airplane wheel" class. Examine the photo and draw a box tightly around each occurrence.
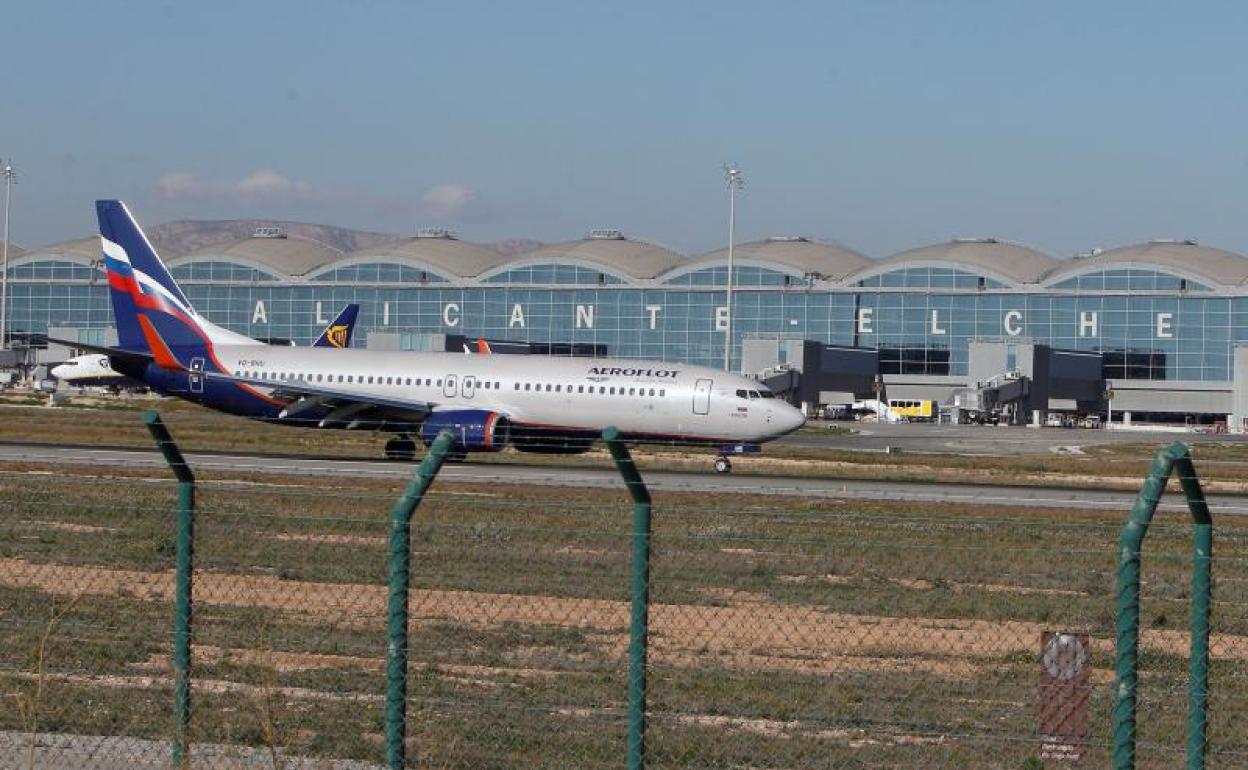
[384,435,417,462]
[714,456,732,474]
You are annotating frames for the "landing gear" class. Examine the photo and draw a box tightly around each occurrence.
[714,456,733,474]
[384,434,417,462]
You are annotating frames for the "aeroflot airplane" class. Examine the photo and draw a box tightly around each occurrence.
[51,303,361,388]
[57,201,804,472]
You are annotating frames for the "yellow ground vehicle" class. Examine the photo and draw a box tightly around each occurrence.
[887,399,937,421]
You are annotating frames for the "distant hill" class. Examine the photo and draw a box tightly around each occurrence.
[145,220,399,257]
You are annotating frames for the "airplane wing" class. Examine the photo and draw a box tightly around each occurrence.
[200,369,437,425]
[33,336,155,365]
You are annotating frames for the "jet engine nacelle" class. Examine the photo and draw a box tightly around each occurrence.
[419,409,509,452]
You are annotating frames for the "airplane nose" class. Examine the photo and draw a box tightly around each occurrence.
[771,405,806,435]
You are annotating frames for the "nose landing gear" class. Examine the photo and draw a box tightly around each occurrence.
[713,456,733,474]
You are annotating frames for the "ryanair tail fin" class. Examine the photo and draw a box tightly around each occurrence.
[312,303,360,348]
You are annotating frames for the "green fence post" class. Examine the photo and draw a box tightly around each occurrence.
[1175,451,1213,770]
[602,426,652,770]
[1113,442,1215,770]
[385,430,455,770]
[142,411,195,769]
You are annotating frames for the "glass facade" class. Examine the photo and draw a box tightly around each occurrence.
[5,258,1240,383]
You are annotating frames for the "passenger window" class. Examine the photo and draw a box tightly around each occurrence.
[649,388,655,396]
[609,387,616,395]
[628,387,635,395]
[524,383,531,391]
[660,389,666,397]
[436,379,443,387]
[546,384,553,392]
[514,382,520,390]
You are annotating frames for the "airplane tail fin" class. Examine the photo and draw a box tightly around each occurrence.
[312,303,360,348]
[97,200,211,359]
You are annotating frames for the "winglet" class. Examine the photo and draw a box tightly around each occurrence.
[138,315,184,370]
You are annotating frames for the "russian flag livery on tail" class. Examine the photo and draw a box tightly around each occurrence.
[75,201,804,471]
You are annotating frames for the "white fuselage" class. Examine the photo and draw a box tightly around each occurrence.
[51,355,133,387]
[219,346,806,443]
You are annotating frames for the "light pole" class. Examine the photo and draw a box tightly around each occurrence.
[1,159,14,351]
[722,163,744,371]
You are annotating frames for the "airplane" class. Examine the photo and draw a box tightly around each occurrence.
[50,303,362,388]
[53,200,805,472]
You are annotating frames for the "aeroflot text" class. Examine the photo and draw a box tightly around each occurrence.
[248,301,1182,340]
[588,367,680,378]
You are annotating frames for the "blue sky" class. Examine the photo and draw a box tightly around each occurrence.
[5,1,1248,257]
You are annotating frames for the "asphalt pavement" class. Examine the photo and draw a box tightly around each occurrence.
[778,421,1248,455]
[3,442,1246,514]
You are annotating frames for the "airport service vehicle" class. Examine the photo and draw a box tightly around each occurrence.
[887,398,938,422]
[56,201,804,471]
[51,303,361,388]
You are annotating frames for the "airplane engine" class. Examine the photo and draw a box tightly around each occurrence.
[419,409,509,453]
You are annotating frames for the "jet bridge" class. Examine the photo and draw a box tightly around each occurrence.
[960,342,1105,424]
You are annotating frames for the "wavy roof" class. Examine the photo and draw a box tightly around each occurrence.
[172,235,345,278]
[671,237,870,281]
[338,235,508,279]
[859,238,1058,285]
[516,234,684,280]
[1042,240,1248,287]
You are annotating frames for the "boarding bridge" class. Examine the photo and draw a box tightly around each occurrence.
[963,342,1105,424]
[952,370,1031,424]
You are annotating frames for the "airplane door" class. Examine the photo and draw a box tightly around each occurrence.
[462,375,476,399]
[692,378,712,415]
[443,374,457,398]
[189,358,205,394]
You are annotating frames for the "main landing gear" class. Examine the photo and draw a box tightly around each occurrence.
[384,434,417,462]
[714,456,733,474]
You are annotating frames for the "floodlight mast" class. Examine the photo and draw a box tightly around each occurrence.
[0,160,14,351]
[722,163,744,372]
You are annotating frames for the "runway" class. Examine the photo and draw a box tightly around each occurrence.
[3,441,1246,514]
[780,421,1248,455]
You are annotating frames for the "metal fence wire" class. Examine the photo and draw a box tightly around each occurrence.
[1,421,1248,768]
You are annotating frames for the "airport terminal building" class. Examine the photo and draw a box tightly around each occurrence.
[9,226,1248,423]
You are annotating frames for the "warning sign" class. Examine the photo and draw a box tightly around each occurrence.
[1039,631,1090,764]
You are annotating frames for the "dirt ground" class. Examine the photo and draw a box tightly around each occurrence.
[4,556,1242,681]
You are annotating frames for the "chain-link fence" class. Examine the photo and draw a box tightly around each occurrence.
[2,425,1248,768]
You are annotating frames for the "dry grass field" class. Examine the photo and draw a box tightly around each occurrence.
[3,438,1248,768]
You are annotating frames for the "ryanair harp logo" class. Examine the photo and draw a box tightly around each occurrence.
[326,324,350,348]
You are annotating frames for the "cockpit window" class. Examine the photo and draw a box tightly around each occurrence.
[735,389,748,399]
[759,390,776,398]
[748,390,761,399]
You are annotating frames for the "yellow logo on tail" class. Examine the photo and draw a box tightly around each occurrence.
[326,324,349,348]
